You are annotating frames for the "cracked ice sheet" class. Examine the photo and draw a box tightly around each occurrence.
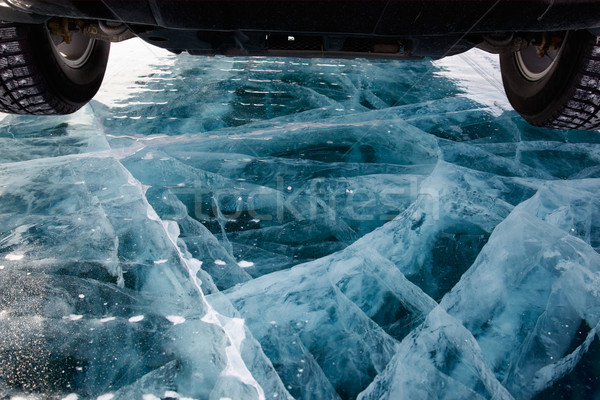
[1,37,600,399]
[0,156,290,399]
[361,180,600,399]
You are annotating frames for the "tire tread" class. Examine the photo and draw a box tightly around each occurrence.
[540,36,600,130]
[0,20,108,116]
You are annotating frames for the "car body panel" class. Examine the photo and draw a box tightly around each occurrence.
[2,1,600,61]
[3,0,600,34]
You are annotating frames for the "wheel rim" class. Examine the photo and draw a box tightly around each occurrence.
[515,34,566,82]
[47,27,95,69]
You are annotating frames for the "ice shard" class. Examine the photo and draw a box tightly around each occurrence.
[210,245,435,399]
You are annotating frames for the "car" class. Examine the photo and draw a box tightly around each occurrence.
[0,0,600,130]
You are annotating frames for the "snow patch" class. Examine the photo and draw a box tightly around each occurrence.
[237,260,254,268]
[128,315,145,323]
[166,315,186,325]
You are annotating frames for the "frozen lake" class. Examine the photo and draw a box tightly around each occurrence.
[1,39,599,399]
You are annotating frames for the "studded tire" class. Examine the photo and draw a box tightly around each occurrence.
[0,20,109,115]
[500,30,600,130]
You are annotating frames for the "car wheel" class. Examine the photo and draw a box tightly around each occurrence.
[500,30,600,130]
[0,20,110,115]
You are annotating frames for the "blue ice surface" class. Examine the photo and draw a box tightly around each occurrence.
[1,40,600,399]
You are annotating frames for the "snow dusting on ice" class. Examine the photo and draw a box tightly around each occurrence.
[0,39,599,399]
[237,260,255,268]
[165,315,186,325]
